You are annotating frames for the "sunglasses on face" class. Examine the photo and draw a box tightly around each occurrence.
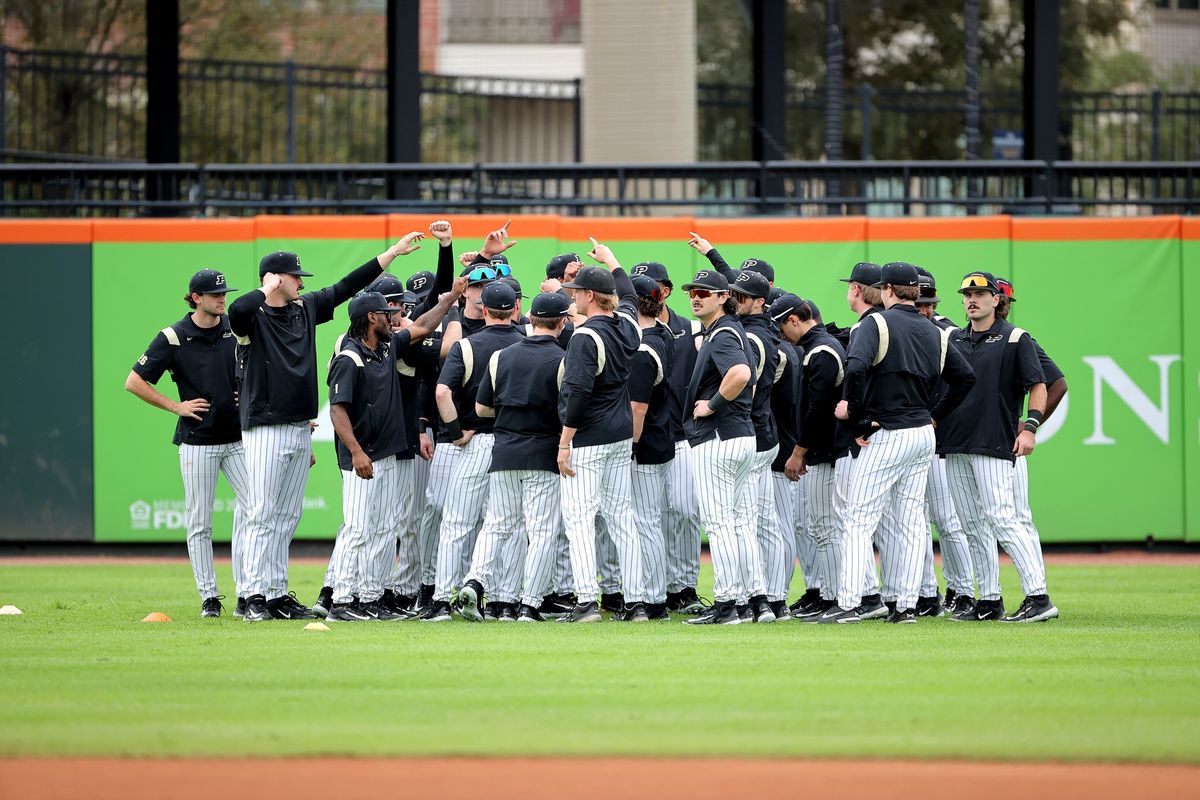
[689,289,713,299]
[960,275,993,290]
[468,267,497,283]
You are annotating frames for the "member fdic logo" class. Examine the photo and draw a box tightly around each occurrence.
[129,500,151,530]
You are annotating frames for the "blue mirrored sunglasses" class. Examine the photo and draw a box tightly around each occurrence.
[468,267,498,283]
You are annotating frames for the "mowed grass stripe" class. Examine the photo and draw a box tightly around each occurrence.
[0,563,1197,762]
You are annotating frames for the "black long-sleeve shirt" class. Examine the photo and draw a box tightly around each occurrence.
[843,303,975,434]
[795,326,852,465]
[740,312,780,452]
[770,339,800,472]
[411,244,455,318]
[229,257,383,429]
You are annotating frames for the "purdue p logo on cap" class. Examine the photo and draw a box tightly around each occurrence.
[410,276,427,290]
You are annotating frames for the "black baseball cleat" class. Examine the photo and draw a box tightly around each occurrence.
[943,587,958,615]
[789,588,821,616]
[200,596,223,618]
[327,602,373,622]
[458,580,486,622]
[885,600,898,615]
[421,600,454,622]
[814,605,862,624]
[378,589,402,615]
[416,583,435,613]
[798,598,835,621]
[392,593,417,612]
[233,597,247,618]
[557,601,603,623]
[736,604,752,622]
[312,586,333,618]
[954,598,1004,621]
[516,603,544,622]
[683,599,740,625]
[947,593,976,619]
[268,592,318,620]
[678,587,711,615]
[538,594,574,620]
[494,602,518,622]
[751,596,776,623]
[856,594,888,620]
[484,602,502,621]
[665,591,685,612]
[768,600,790,621]
[600,592,626,614]
[614,602,649,622]
[916,595,942,617]
[646,602,670,621]
[1002,594,1059,623]
[363,600,410,621]
[243,594,271,622]
[886,608,918,624]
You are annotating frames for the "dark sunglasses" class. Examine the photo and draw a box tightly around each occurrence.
[688,289,714,299]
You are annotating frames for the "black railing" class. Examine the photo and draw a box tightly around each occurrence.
[1,161,1195,217]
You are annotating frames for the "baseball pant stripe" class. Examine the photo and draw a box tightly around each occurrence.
[241,422,312,600]
[1013,455,1049,592]
[434,433,494,602]
[180,442,240,599]
[552,530,574,595]
[927,456,974,595]
[749,446,789,601]
[416,443,461,588]
[772,472,803,596]
[596,515,622,595]
[787,471,817,591]
[380,458,415,596]
[391,453,429,595]
[632,460,670,604]
[664,439,702,592]
[806,461,842,602]
[692,434,756,603]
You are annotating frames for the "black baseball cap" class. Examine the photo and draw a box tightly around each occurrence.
[731,270,771,300]
[562,267,616,294]
[368,274,405,299]
[740,258,775,283]
[631,262,672,287]
[682,270,729,292]
[189,269,237,295]
[767,287,786,306]
[995,276,1017,303]
[348,291,403,319]
[632,275,664,300]
[546,253,580,280]
[488,254,509,267]
[530,291,573,318]
[400,291,418,311]
[480,282,517,311]
[874,261,920,288]
[958,271,1000,295]
[914,267,940,304]
[259,251,313,278]
[500,275,526,298]
[406,270,435,297]
[840,261,881,286]
[806,299,822,321]
[769,293,808,325]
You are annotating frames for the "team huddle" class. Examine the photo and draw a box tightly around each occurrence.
[126,220,1065,626]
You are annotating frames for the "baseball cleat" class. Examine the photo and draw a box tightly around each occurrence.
[735,604,752,622]
[814,606,861,624]
[646,603,670,621]
[789,588,821,617]
[751,596,776,623]
[677,587,711,615]
[362,601,410,621]
[458,580,485,622]
[946,593,976,619]
[268,593,318,620]
[953,598,1004,621]
[312,586,333,618]
[538,594,573,620]
[327,602,373,622]
[665,591,685,612]
[916,594,942,617]
[516,603,544,622]
[556,601,603,623]
[855,594,888,620]
[942,588,958,615]
[600,592,626,614]
[200,596,223,618]
[886,608,918,624]
[1001,595,1059,623]
[797,598,834,621]
[416,583,435,614]
[243,595,271,623]
[614,602,649,623]
[421,601,454,622]
[768,600,790,621]
[392,593,417,613]
[233,597,247,618]
[683,600,740,625]
[494,603,518,622]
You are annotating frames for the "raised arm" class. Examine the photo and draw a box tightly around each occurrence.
[407,277,468,343]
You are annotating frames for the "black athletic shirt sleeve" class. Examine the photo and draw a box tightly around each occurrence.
[327,355,360,406]
[560,333,600,395]
[1034,340,1065,385]
[627,348,657,405]
[305,257,386,324]
[931,339,976,422]
[131,331,175,384]
[842,316,881,419]
[710,327,749,379]
[704,248,736,281]
[389,328,414,357]
[797,351,840,450]
[1016,334,1046,390]
[438,341,466,390]
[476,363,495,408]
[612,267,637,318]
[227,289,265,337]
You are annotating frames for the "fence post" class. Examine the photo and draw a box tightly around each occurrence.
[285,60,297,164]
[1151,90,1161,162]
[859,84,873,160]
[0,44,7,154]
[572,78,582,163]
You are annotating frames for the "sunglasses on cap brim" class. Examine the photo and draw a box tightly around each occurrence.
[468,267,498,283]
[488,263,513,277]
[959,275,996,292]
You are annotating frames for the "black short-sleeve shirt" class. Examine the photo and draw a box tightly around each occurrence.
[439,324,525,435]
[327,330,414,471]
[684,315,756,447]
[132,314,241,446]
[629,322,677,465]
[477,336,563,472]
[557,306,642,448]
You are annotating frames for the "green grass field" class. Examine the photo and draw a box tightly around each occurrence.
[1,561,1198,762]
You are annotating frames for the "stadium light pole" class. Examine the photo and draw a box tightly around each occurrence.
[752,0,787,213]
[145,0,180,216]
[1023,0,1060,211]
[387,0,421,200]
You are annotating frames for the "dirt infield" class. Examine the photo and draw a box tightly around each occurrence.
[2,757,1198,800]
[2,549,1198,567]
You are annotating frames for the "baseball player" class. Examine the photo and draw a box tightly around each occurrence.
[555,239,648,623]
[228,232,426,622]
[821,262,976,624]
[995,277,1069,608]
[938,272,1057,623]
[628,260,706,615]
[457,291,573,622]
[125,269,248,618]
[324,285,463,622]
[913,268,976,617]
[771,294,853,621]
[679,269,758,626]
[730,270,783,623]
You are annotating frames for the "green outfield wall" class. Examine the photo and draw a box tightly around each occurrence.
[0,215,1196,544]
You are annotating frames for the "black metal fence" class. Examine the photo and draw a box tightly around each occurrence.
[697,83,1200,162]
[1,160,1195,217]
[0,46,580,165]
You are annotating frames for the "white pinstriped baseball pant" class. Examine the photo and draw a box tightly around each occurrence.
[664,439,702,593]
[597,515,622,595]
[560,438,648,605]
[749,445,788,601]
[837,426,935,612]
[240,422,312,600]
[925,455,974,596]
[1013,455,1048,587]
[329,456,402,604]
[835,454,886,598]
[179,441,250,600]
[552,530,574,595]
[465,469,560,608]
[772,472,805,594]
[692,434,756,603]
[632,460,671,604]
[807,459,845,602]
[434,433,494,602]
[946,453,1047,601]
[391,445,432,596]
[416,440,462,588]
[788,471,818,592]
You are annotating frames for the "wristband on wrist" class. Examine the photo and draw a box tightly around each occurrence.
[558,444,571,450]
[445,419,463,441]
[1023,420,1040,434]
[1024,409,1044,434]
[707,392,730,412]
